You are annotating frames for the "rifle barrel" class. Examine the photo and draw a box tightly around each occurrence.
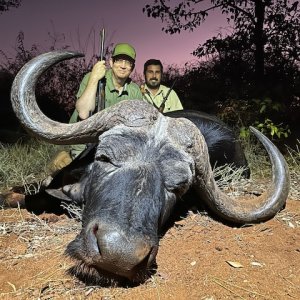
[99,28,105,61]
[97,28,106,112]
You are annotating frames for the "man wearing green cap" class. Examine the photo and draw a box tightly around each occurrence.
[68,42,143,159]
[71,43,142,121]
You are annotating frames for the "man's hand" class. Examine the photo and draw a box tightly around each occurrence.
[140,84,147,96]
[89,60,106,82]
[76,60,106,119]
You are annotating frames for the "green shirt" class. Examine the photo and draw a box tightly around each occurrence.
[143,84,183,113]
[70,69,143,123]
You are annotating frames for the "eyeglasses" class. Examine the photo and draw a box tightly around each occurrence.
[113,59,133,68]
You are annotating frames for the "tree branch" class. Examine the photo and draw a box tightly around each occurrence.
[226,2,256,23]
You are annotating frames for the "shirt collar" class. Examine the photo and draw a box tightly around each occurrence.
[145,84,163,96]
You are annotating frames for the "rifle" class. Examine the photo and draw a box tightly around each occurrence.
[158,77,177,113]
[96,28,106,112]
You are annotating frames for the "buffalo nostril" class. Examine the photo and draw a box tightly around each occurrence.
[86,223,102,256]
[93,224,103,256]
[92,224,99,235]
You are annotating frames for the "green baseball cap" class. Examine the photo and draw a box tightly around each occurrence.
[112,43,136,61]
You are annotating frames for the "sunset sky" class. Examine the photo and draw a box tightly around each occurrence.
[0,0,227,74]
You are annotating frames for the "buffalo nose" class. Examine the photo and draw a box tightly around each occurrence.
[87,222,153,275]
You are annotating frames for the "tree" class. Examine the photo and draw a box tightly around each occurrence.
[0,0,22,14]
[143,0,300,92]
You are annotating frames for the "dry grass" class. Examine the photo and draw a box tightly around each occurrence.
[0,208,86,299]
[242,137,300,200]
[0,139,68,192]
[276,208,300,228]
[1,136,299,201]
[285,140,300,200]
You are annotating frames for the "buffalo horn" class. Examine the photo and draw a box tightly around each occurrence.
[191,126,290,223]
[11,51,159,145]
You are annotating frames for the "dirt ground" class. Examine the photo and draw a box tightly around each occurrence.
[0,195,299,300]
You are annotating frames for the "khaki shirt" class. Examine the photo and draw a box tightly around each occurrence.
[70,69,143,123]
[143,84,183,113]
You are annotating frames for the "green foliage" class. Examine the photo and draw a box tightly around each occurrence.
[217,97,292,141]
[255,119,291,139]
[162,56,298,145]
[251,98,291,139]
[253,98,283,114]
[239,126,250,139]
[225,98,291,140]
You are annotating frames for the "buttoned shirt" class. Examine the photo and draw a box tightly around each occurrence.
[142,84,183,113]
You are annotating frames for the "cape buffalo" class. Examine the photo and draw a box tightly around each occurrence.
[10,51,290,283]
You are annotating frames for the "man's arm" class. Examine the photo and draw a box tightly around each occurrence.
[76,61,106,119]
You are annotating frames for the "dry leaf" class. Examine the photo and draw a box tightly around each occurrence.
[174,219,186,226]
[226,261,243,268]
[288,222,295,228]
[251,261,263,267]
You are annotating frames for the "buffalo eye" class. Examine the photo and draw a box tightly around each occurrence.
[96,154,111,163]
[165,177,190,194]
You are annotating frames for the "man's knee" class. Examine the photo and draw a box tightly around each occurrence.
[48,150,73,173]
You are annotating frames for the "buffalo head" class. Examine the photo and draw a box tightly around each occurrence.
[11,51,290,283]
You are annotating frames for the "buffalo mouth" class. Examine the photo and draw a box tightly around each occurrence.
[66,255,157,286]
[65,238,159,285]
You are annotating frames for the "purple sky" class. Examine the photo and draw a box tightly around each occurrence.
[0,0,227,74]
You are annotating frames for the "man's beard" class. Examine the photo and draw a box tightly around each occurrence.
[147,79,160,89]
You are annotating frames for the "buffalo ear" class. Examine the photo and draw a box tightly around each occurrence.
[62,183,85,205]
[45,188,72,202]
[46,182,84,205]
